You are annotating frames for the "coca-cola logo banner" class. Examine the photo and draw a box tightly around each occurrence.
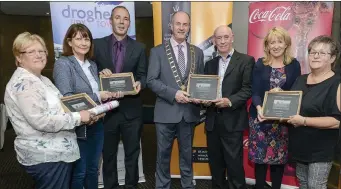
[247,2,334,74]
[249,6,292,23]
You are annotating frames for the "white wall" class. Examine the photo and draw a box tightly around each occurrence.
[232,2,249,54]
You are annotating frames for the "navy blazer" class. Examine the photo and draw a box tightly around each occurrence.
[250,58,301,118]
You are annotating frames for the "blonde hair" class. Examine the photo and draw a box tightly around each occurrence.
[262,27,293,66]
[12,32,48,66]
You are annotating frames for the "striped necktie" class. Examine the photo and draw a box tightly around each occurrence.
[177,44,186,77]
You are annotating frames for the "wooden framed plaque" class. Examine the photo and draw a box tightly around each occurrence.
[100,72,137,95]
[187,74,220,100]
[60,93,97,112]
[262,91,303,120]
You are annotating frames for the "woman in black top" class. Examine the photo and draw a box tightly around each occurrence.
[288,35,340,189]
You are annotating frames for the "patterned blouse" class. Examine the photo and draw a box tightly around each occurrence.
[4,67,82,166]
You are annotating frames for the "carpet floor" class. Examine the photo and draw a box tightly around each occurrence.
[0,124,257,189]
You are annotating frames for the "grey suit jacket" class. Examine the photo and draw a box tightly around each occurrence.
[53,55,101,138]
[53,56,101,104]
[53,56,100,139]
[147,42,204,124]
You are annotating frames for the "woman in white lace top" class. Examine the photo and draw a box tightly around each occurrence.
[4,32,93,189]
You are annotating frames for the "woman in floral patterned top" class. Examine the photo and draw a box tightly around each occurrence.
[248,27,301,189]
[4,32,93,189]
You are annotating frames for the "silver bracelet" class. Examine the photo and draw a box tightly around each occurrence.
[303,117,307,126]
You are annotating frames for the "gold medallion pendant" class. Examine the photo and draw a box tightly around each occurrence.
[181,85,186,91]
[270,87,283,92]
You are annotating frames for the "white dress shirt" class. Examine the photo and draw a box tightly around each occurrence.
[4,67,81,166]
[75,57,101,102]
[170,37,188,67]
[218,49,234,98]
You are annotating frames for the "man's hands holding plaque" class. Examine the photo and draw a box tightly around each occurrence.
[211,98,232,108]
[176,91,207,104]
[201,100,212,107]
[175,90,190,103]
[99,68,142,98]
[100,69,125,98]
[134,81,141,94]
[99,68,113,76]
[185,97,232,108]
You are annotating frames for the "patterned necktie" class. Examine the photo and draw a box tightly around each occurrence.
[177,44,186,77]
[115,41,124,73]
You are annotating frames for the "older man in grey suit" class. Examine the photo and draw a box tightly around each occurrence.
[147,11,204,189]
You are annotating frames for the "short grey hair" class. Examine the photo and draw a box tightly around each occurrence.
[170,11,191,25]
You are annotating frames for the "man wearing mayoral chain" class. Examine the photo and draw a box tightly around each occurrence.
[147,11,204,189]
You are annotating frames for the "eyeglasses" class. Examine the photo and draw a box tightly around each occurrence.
[308,51,331,57]
[20,50,47,56]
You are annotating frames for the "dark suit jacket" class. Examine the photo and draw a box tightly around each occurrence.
[204,50,255,132]
[249,58,301,118]
[93,34,147,120]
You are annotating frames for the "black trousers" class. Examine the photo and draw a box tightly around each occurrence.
[103,112,143,189]
[255,163,285,189]
[206,113,246,189]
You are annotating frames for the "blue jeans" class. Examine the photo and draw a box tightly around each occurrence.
[71,121,104,189]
